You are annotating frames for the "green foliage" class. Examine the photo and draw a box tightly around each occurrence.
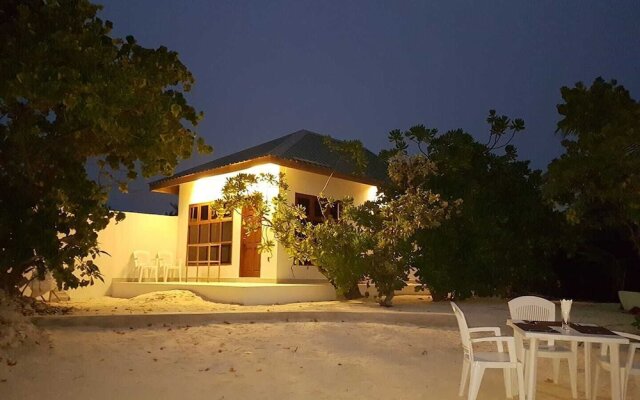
[633,314,640,331]
[385,116,560,300]
[347,156,460,305]
[322,136,368,175]
[213,157,456,306]
[310,201,370,298]
[211,172,307,260]
[211,172,361,295]
[0,0,210,293]
[544,78,640,292]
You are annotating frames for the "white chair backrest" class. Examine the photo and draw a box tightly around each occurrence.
[451,302,474,360]
[157,251,175,266]
[508,296,555,321]
[133,250,152,267]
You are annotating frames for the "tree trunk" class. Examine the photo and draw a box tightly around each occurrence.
[343,283,363,300]
[429,289,449,302]
[378,290,394,307]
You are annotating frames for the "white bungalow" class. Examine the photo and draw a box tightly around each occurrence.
[74,130,386,305]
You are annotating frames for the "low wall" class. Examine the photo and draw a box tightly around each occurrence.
[111,281,336,305]
[66,212,178,299]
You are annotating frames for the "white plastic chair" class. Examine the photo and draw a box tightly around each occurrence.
[592,331,640,400]
[508,296,578,398]
[133,250,158,282]
[158,251,182,282]
[452,302,525,400]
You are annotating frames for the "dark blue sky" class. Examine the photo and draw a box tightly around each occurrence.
[98,0,640,214]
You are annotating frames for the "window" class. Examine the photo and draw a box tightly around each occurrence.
[293,193,342,267]
[295,193,341,224]
[186,203,233,268]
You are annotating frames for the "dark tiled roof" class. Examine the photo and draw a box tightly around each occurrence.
[150,129,387,190]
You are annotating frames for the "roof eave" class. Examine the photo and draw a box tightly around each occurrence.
[149,155,382,194]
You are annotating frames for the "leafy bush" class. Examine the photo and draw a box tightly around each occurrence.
[214,152,457,306]
[382,116,559,300]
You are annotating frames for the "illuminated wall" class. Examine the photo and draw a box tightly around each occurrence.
[176,162,378,282]
[177,163,281,281]
[276,167,378,281]
[61,164,378,299]
[67,212,179,299]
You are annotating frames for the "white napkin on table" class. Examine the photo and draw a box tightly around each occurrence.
[560,299,572,323]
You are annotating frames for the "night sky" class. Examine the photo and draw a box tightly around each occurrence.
[97,0,640,214]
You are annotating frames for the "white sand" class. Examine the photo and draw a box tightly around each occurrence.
[1,292,638,400]
[0,291,45,350]
[47,289,411,314]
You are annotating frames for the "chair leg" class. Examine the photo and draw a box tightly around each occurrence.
[524,350,530,391]
[511,362,519,396]
[504,368,513,398]
[553,358,561,384]
[516,364,526,400]
[569,353,578,398]
[619,367,626,400]
[592,363,600,400]
[459,358,470,396]
[467,364,485,400]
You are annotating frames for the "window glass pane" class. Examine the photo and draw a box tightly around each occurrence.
[329,201,340,220]
[210,246,220,261]
[200,205,209,221]
[221,221,233,242]
[314,198,324,219]
[187,247,198,262]
[211,223,221,243]
[188,226,198,244]
[189,206,198,221]
[198,246,208,261]
[199,224,210,243]
[220,244,231,264]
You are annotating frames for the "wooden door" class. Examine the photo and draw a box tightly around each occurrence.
[239,206,261,277]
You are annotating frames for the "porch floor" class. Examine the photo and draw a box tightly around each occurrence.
[111,280,336,305]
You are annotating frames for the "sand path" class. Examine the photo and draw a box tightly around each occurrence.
[1,294,637,400]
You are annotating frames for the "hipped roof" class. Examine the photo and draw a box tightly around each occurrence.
[149,129,387,194]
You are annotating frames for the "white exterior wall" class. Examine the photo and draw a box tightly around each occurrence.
[175,163,378,283]
[176,163,281,281]
[67,212,178,299]
[276,167,378,282]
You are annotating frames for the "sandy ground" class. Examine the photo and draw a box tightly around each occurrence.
[44,291,637,328]
[1,291,638,400]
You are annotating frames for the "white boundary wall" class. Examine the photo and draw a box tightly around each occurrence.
[67,212,178,299]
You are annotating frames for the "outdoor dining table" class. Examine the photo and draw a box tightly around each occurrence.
[507,319,630,400]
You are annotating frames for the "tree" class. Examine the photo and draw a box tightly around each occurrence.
[544,78,640,294]
[384,113,560,300]
[212,153,457,306]
[0,0,211,293]
[356,154,460,305]
[209,171,366,298]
